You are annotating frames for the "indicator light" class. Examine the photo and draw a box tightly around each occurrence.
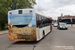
[30,11,32,13]
[10,12,12,14]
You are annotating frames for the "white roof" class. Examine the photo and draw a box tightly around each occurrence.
[35,10,48,18]
[8,8,49,18]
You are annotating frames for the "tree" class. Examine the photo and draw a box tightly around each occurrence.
[0,3,7,30]
[54,20,57,22]
[0,0,36,30]
[0,0,36,10]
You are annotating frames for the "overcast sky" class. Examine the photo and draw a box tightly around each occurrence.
[34,0,75,20]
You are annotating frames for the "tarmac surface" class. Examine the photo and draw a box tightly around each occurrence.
[0,27,75,50]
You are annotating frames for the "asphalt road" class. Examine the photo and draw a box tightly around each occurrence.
[0,27,75,50]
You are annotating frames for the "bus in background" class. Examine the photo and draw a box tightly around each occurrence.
[8,9,52,41]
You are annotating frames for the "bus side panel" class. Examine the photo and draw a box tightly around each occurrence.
[44,26,50,35]
[36,28,40,41]
[39,28,45,39]
[38,26,50,40]
[36,28,45,41]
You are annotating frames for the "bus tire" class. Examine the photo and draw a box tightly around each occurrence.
[59,28,60,30]
[66,28,68,30]
[42,31,45,39]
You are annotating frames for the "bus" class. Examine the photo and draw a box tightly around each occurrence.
[58,18,75,24]
[8,9,52,41]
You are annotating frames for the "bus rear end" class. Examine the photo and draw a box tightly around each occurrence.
[8,9,37,41]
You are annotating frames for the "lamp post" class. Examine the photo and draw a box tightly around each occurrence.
[13,0,15,10]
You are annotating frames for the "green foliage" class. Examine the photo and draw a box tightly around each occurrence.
[0,0,36,10]
[4,26,8,29]
[0,3,7,23]
[54,20,57,22]
[0,0,36,22]
[0,0,36,30]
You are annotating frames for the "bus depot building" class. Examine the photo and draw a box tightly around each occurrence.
[58,15,75,27]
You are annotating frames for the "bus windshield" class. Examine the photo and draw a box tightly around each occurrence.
[10,14,32,25]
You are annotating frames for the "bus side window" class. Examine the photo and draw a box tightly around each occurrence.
[48,19,51,25]
[36,14,42,28]
[39,16,42,28]
[36,15,39,27]
[42,17,46,26]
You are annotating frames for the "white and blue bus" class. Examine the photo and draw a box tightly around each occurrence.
[8,9,52,41]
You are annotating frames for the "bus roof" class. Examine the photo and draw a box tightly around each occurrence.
[35,10,48,18]
[8,8,49,18]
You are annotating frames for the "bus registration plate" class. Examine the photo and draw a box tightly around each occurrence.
[18,39,25,41]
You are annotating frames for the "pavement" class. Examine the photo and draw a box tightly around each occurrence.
[0,27,75,50]
[0,30,8,36]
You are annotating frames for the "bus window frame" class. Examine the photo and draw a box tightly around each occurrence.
[36,13,52,28]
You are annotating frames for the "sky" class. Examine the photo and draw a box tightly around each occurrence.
[34,0,75,20]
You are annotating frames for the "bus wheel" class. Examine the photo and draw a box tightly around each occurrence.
[42,31,45,39]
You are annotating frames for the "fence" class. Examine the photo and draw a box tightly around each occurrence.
[67,24,75,27]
